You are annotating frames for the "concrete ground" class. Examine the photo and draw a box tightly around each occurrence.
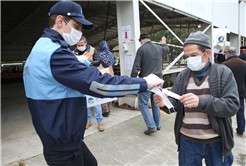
[2,82,246,166]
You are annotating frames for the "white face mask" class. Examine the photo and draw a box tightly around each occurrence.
[77,46,86,52]
[62,20,82,46]
[187,50,207,71]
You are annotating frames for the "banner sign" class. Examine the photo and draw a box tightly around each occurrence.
[86,95,117,108]
[216,34,226,44]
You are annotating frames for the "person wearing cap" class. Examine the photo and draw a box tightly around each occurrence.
[22,1,164,166]
[131,33,169,135]
[154,31,239,165]
[223,47,246,138]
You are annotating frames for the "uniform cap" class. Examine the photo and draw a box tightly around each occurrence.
[49,1,94,30]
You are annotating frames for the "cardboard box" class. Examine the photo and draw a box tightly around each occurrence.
[99,65,114,76]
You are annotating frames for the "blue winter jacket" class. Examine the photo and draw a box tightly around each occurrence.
[23,28,147,151]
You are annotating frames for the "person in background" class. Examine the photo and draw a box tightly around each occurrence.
[23,1,164,165]
[239,49,246,61]
[154,31,239,165]
[98,40,115,117]
[223,47,246,137]
[99,40,115,69]
[74,36,104,132]
[217,50,226,64]
[131,33,169,135]
[73,36,100,67]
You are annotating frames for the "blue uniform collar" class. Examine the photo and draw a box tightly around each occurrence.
[41,28,69,48]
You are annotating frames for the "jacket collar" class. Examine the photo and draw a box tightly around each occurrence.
[227,55,239,60]
[41,28,69,48]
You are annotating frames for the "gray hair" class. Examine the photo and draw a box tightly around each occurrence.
[142,38,151,42]
[80,36,87,42]
[226,47,236,55]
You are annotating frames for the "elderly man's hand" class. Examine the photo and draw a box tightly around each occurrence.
[143,74,164,88]
[160,36,166,45]
[179,93,199,108]
[153,94,166,107]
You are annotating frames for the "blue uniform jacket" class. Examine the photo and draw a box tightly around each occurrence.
[23,28,147,151]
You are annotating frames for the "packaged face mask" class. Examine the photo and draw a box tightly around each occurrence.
[76,55,91,66]
[148,86,178,113]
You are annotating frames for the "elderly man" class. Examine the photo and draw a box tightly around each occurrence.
[154,31,239,165]
[131,33,169,135]
[23,1,163,165]
[223,47,246,137]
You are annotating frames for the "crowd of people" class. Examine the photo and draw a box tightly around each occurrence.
[22,1,245,166]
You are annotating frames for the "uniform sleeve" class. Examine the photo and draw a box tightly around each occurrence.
[50,48,147,98]
[131,48,142,77]
[90,49,100,67]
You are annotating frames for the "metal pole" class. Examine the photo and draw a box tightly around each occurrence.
[84,1,90,36]
[104,1,110,40]
[188,21,190,35]
[150,16,155,37]
[140,10,145,30]
[140,0,184,45]
[238,0,241,55]
[162,24,212,75]
[152,41,183,48]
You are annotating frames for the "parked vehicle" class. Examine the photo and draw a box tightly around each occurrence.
[1,63,23,83]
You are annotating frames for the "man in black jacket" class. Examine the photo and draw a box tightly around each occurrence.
[223,47,246,137]
[131,33,169,135]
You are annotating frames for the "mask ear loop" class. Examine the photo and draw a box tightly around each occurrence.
[202,49,208,63]
[64,19,68,24]
[61,19,72,35]
[64,19,72,28]
[202,50,207,56]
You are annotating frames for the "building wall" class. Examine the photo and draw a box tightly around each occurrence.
[240,1,246,37]
[155,0,212,23]
[212,2,238,35]
[154,0,244,37]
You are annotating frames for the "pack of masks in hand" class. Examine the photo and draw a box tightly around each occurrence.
[76,55,91,66]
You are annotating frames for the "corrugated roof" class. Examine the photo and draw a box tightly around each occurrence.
[1,1,203,61]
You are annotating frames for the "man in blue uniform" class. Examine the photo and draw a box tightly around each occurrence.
[23,1,163,166]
